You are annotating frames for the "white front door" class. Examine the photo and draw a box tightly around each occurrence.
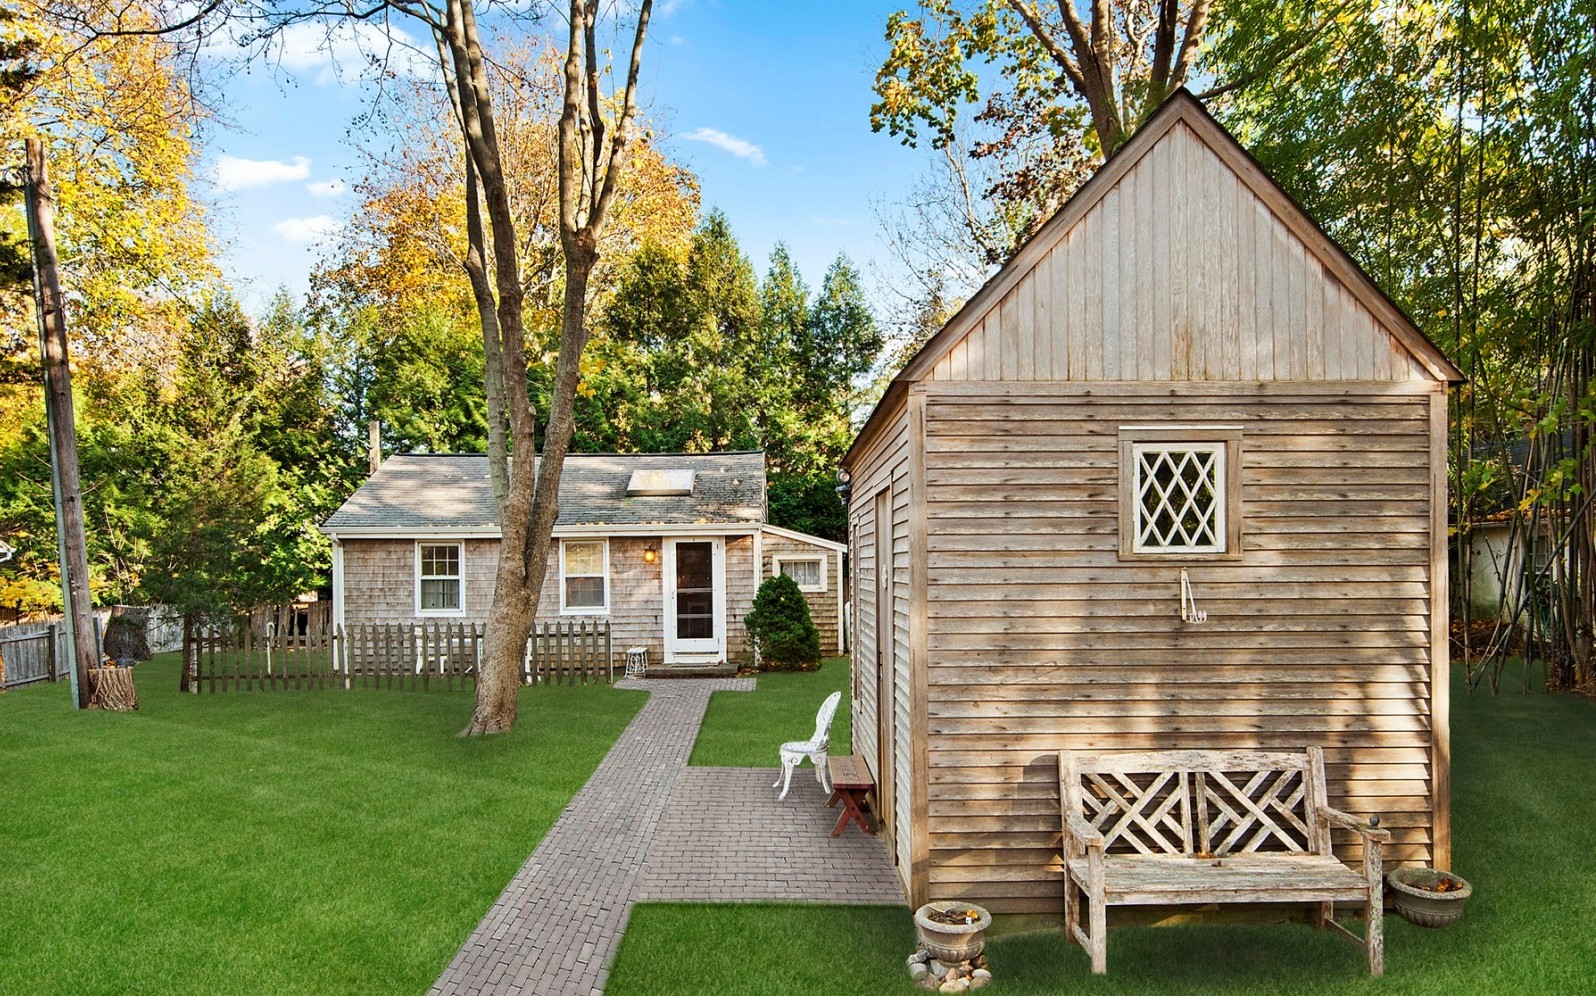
[663,537,726,662]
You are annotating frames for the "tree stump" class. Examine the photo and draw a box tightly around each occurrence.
[87,666,138,711]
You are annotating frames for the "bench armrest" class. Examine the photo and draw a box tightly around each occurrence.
[1317,806,1392,844]
[1064,813,1106,852]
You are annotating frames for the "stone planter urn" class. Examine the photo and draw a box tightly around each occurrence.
[1387,867,1472,928]
[914,902,992,963]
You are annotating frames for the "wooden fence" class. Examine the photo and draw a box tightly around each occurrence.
[0,632,56,688]
[189,617,613,692]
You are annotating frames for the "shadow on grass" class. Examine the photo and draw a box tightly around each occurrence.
[611,660,1596,995]
[689,657,851,767]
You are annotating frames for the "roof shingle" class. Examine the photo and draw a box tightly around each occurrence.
[321,452,766,533]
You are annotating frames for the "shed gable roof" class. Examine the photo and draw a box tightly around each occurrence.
[850,90,1462,462]
[321,451,766,534]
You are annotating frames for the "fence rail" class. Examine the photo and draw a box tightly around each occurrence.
[190,618,613,693]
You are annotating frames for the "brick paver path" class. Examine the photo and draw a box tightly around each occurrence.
[641,767,903,903]
[429,677,900,996]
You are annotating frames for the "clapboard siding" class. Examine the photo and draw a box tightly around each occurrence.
[762,531,844,654]
[924,122,1430,385]
[918,384,1440,914]
[847,399,913,894]
[339,534,761,668]
[893,454,914,873]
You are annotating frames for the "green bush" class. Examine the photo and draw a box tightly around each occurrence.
[745,573,821,671]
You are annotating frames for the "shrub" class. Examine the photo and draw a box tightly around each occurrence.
[745,573,821,671]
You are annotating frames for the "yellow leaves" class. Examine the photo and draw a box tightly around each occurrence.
[320,42,698,330]
[1,2,213,365]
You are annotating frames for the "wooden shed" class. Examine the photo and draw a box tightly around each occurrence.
[841,90,1463,917]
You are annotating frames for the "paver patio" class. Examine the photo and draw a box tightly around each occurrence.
[429,678,901,996]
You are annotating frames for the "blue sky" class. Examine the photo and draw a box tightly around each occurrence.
[204,2,931,312]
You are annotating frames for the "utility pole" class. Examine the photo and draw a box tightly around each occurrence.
[25,138,98,708]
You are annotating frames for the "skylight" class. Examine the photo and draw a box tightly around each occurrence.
[626,469,695,496]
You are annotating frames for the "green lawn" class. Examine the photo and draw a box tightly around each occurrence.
[611,660,1596,995]
[0,654,646,996]
[689,657,852,767]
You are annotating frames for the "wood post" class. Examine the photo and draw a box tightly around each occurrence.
[24,139,98,709]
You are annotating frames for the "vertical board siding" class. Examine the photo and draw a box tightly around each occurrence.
[918,384,1440,915]
[925,123,1425,385]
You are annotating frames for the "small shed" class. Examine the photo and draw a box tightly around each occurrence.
[842,90,1463,916]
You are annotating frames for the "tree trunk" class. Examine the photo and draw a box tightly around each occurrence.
[25,138,98,708]
[180,612,195,693]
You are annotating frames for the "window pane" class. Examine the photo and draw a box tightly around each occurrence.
[565,576,606,609]
[781,560,821,588]
[420,578,460,610]
[1135,445,1223,552]
[420,545,460,578]
[564,541,603,576]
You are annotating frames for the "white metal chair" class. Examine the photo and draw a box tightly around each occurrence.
[774,691,842,800]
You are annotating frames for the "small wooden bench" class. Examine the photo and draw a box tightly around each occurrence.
[825,754,877,837]
[1059,747,1390,976]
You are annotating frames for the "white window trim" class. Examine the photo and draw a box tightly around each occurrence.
[1131,441,1227,555]
[559,538,610,615]
[1118,427,1243,561]
[772,553,827,593]
[415,541,466,616]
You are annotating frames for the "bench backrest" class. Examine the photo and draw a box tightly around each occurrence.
[1058,748,1332,857]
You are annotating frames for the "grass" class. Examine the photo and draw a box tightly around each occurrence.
[688,657,852,767]
[0,653,646,996]
[610,660,1596,995]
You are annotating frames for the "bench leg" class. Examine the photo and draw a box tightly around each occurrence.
[1064,873,1080,948]
[1089,886,1107,974]
[1316,901,1334,930]
[1365,890,1384,976]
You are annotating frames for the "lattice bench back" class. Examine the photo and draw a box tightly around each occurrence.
[1059,748,1333,857]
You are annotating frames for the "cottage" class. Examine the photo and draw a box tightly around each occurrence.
[842,90,1463,917]
[321,451,844,673]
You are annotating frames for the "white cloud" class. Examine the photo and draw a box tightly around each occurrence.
[681,127,767,166]
[271,21,433,85]
[307,179,347,197]
[214,155,311,191]
[271,215,340,244]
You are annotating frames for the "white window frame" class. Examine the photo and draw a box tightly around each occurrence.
[1118,427,1243,561]
[415,541,466,616]
[560,538,610,615]
[772,554,827,593]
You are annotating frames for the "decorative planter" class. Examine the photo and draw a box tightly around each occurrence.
[914,902,992,963]
[1387,867,1472,928]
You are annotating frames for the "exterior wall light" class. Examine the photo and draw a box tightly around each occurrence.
[835,468,852,507]
[643,544,657,564]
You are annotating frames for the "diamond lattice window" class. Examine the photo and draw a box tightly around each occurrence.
[1133,444,1226,554]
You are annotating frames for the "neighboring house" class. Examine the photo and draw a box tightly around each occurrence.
[320,452,845,674]
[1463,512,1561,624]
[841,90,1463,916]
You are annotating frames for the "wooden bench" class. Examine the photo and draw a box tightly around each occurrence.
[825,754,877,837]
[1059,747,1390,976]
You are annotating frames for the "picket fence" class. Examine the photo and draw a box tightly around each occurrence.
[188,618,613,692]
